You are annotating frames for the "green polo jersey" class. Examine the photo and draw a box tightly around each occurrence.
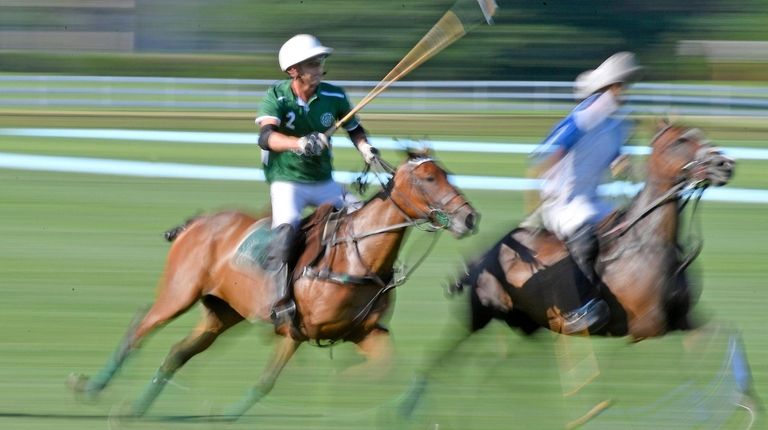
[257,80,360,183]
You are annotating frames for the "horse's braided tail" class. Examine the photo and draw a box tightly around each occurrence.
[447,237,511,296]
[163,216,200,242]
[446,258,481,295]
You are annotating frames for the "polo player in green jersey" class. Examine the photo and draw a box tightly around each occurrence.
[255,34,379,327]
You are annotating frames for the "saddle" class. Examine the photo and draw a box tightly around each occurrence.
[232,204,342,277]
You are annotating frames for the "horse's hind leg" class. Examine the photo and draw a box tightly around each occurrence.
[399,302,491,418]
[223,335,301,419]
[68,305,150,399]
[69,268,204,400]
[130,296,243,417]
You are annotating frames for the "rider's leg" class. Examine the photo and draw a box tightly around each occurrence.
[562,223,609,334]
[542,199,609,334]
[264,179,353,326]
[268,181,304,326]
[267,223,297,326]
[567,223,600,286]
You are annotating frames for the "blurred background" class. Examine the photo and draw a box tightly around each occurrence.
[1,1,766,430]
[0,0,767,81]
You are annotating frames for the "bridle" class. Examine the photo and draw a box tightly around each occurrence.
[605,126,726,240]
[602,125,735,275]
[387,157,472,231]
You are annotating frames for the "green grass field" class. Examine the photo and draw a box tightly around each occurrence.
[1,111,766,430]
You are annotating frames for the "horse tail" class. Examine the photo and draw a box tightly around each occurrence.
[448,229,527,296]
[446,259,481,296]
[163,216,200,242]
[446,270,469,295]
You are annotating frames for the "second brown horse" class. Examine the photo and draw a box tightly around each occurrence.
[398,123,739,419]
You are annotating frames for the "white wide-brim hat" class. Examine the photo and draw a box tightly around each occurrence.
[574,52,643,100]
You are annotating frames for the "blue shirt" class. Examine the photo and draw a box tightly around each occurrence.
[538,94,633,213]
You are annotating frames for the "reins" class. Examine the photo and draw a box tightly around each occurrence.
[603,181,689,240]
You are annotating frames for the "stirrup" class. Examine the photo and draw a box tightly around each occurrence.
[561,298,609,335]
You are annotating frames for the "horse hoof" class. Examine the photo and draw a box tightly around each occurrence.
[108,400,141,429]
[67,373,99,402]
[218,406,245,422]
[67,372,88,391]
[203,402,240,423]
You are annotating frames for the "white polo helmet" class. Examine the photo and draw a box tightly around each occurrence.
[278,34,333,72]
[574,52,643,100]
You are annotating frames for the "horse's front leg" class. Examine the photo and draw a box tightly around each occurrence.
[344,326,394,380]
[223,335,301,419]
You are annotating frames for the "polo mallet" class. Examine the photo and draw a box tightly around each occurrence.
[324,0,497,137]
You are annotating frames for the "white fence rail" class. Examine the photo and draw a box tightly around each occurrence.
[1,75,768,116]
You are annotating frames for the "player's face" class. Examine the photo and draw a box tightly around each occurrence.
[295,55,326,86]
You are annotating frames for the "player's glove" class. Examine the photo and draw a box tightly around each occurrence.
[358,142,379,164]
[296,132,330,156]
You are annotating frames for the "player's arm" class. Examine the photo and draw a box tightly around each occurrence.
[257,118,302,153]
[347,124,378,163]
[256,87,327,155]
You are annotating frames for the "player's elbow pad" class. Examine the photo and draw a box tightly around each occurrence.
[258,124,278,150]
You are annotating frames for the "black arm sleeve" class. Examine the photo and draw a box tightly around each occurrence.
[258,124,278,150]
[347,124,368,147]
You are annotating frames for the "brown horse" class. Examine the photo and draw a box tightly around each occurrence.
[68,151,478,419]
[399,122,737,417]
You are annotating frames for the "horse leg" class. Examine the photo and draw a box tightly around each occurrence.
[69,296,197,399]
[130,296,243,417]
[67,305,149,400]
[69,266,205,400]
[399,291,494,419]
[397,325,475,419]
[223,335,301,420]
[344,327,393,380]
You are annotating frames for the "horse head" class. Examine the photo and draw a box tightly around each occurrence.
[388,149,479,238]
[649,121,735,189]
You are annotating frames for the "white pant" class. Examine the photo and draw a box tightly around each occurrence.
[541,194,612,239]
[270,180,361,228]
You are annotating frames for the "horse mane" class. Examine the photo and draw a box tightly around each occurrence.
[164,216,200,242]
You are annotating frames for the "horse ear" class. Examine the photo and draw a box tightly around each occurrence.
[656,116,671,131]
[404,147,432,161]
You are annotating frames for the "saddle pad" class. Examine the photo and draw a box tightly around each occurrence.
[232,218,273,271]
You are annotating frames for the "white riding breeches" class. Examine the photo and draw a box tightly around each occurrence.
[541,194,613,240]
[270,180,361,228]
